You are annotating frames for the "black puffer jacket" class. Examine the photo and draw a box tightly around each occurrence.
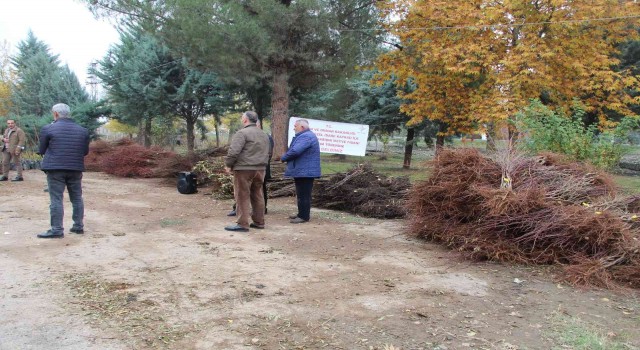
[39,118,90,171]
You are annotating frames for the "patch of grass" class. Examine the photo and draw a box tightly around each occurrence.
[320,151,431,182]
[624,145,640,156]
[613,175,640,194]
[160,218,187,228]
[450,138,487,150]
[549,312,633,350]
[314,209,380,225]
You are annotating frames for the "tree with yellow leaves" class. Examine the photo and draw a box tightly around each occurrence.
[104,119,137,139]
[375,1,640,146]
[0,40,13,116]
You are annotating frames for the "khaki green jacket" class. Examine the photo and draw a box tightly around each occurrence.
[224,124,270,171]
[2,126,26,153]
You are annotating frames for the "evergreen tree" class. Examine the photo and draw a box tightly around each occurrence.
[10,31,88,117]
[171,67,234,152]
[86,0,382,157]
[96,27,172,146]
[58,65,91,108]
[347,70,437,167]
[73,101,110,140]
[97,26,234,151]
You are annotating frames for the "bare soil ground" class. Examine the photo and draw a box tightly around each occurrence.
[1,170,639,350]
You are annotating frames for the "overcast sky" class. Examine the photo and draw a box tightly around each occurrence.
[0,0,120,83]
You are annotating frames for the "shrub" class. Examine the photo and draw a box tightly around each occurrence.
[515,99,639,169]
[191,159,233,199]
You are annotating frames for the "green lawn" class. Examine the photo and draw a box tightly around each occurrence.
[320,150,432,182]
[613,175,640,194]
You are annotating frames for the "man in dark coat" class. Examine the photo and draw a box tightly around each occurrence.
[280,118,321,223]
[37,103,90,238]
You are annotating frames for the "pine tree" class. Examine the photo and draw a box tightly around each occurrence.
[97,26,234,151]
[86,0,382,157]
[10,31,88,117]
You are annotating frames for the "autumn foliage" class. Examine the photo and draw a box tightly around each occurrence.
[407,148,640,289]
[375,1,640,133]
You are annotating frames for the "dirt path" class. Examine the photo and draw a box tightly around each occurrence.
[1,170,639,350]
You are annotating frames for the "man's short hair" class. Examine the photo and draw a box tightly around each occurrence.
[52,103,71,118]
[244,111,259,123]
[296,119,310,130]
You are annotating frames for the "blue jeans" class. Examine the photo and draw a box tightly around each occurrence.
[294,177,314,221]
[47,171,84,234]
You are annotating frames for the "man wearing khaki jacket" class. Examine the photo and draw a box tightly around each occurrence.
[1,119,26,181]
[224,111,270,232]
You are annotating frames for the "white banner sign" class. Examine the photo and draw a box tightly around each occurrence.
[288,117,369,156]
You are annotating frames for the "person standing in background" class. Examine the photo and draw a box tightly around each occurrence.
[1,119,26,182]
[224,111,270,232]
[280,119,321,224]
[227,119,274,216]
[37,103,90,238]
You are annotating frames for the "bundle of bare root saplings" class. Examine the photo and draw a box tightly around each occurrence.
[407,148,640,289]
[86,139,193,178]
[313,163,411,219]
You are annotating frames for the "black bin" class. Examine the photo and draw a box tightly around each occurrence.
[177,171,197,194]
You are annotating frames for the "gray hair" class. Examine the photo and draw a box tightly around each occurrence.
[296,119,310,130]
[52,103,71,118]
[243,111,259,123]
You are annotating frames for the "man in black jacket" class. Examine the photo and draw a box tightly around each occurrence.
[37,103,90,238]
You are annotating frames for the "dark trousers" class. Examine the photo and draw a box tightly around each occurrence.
[262,179,268,209]
[47,170,84,234]
[294,177,314,221]
[233,170,265,228]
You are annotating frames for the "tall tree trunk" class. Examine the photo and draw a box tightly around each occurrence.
[143,118,152,148]
[507,116,519,142]
[186,116,195,154]
[485,122,497,152]
[137,120,144,145]
[249,81,270,125]
[214,118,220,147]
[435,122,447,155]
[403,127,415,169]
[271,66,289,159]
